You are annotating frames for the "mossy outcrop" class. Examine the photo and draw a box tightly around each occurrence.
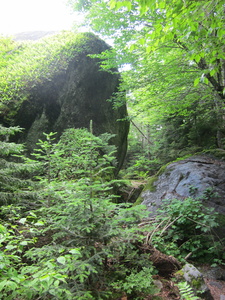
[0,31,129,171]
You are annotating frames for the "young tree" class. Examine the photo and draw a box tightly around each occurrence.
[0,128,157,299]
[0,125,36,205]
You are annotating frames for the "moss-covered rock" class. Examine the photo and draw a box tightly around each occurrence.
[134,176,158,206]
[0,31,129,171]
[175,263,213,299]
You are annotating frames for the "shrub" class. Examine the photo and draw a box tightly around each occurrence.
[150,197,224,263]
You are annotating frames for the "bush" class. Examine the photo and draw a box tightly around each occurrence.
[150,197,224,263]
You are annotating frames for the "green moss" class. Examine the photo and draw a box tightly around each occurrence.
[175,270,184,277]
[175,270,202,292]
[174,270,185,282]
[0,31,104,121]
[191,278,202,289]
[156,154,194,176]
[144,176,158,192]
[133,196,143,206]
[156,164,169,176]
[133,175,158,206]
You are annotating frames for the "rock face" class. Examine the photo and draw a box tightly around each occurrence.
[6,32,129,171]
[176,263,213,300]
[141,155,225,215]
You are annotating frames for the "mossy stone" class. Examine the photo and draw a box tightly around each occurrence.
[1,31,129,172]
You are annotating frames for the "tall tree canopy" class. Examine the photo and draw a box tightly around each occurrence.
[69,0,225,159]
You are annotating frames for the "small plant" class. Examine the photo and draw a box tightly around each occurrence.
[177,281,199,300]
[111,266,158,299]
[201,187,220,202]
[189,185,198,196]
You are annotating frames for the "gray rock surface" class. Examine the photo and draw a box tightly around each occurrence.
[180,263,213,300]
[200,265,225,281]
[141,155,225,215]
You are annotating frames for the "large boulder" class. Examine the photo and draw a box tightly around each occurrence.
[1,31,129,171]
[141,155,225,215]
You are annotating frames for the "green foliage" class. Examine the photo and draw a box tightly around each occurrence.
[0,214,42,300]
[177,281,199,300]
[110,0,225,80]
[149,197,224,263]
[0,128,156,299]
[123,154,161,179]
[0,125,36,205]
[32,128,117,182]
[122,122,161,178]
[69,0,225,160]
[0,220,82,300]
[111,267,158,299]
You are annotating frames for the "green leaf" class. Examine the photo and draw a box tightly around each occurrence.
[5,244,17,251]
[54,280,60,287]
[203,77,209,84]
[34,220,45,226]
[20,241,28,246]
[194,77,200,87]
[57,256,66,265]
[195,54,201,63]
[4,280,18,290]
[138,38,146,46]
[210,69,216,76]
[129,44,136,52]
[18,218,27,224]
[69,248,81,256]
[0,225,7,233]
[109,0,116,9]
[0,280,7,291]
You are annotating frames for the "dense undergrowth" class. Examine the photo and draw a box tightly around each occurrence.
[0,125,224,299]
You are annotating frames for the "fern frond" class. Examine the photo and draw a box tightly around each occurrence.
[177,281,199,300]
